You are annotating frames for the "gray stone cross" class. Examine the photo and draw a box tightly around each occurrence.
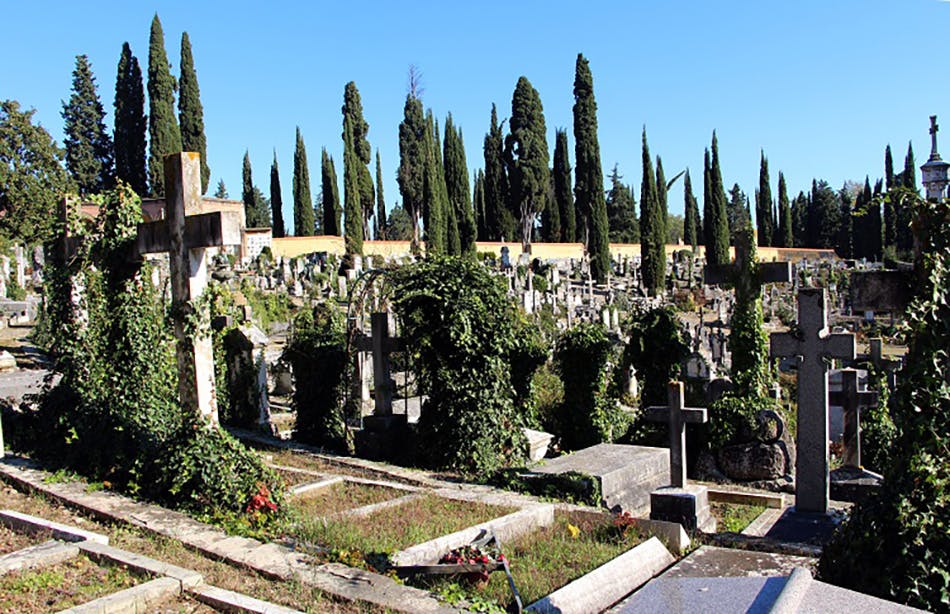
[644,381,708,488]
[355,312,404,416]
[829,369,878,469]
[770,288,856,514]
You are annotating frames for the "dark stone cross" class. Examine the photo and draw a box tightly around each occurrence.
[703,238,793,287]
[770,288,856,514]
[644,381,708,487]
[354,312,404,417]
[868,337,901,393]
[829,369,878,469]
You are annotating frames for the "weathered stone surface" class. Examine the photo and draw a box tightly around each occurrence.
[188,583,304,613]
[717,442,789,481]
[77,540,203,589]
[65,576,181,613]
[523,428,553,462]
[0,539,78,574]
[0,509,109,544]
[0,351,16,373]
[650,484,715,533]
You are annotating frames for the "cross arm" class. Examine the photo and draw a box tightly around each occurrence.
[136,211,243,255]
[770,331,802,358]
[704,263,736,285]
[823,333,856,361]
[757,262,793,284]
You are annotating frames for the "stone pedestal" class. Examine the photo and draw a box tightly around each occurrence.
[650,484,716,533]
[523,428,553,462]
[354,414,410,462]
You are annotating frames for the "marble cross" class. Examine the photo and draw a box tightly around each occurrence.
[644,381,708,488]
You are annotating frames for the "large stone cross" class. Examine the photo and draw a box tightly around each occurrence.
[354,311,404,416]
[703,234,792,287]
[770,288,856,513]
[137,152,242,424]
[644,381,708,488]
[829,369,878,469]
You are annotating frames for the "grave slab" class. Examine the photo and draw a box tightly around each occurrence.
[65,576,181,613]
[529,444,669,515]
[188,583,305,614]
[0,539,79,574]
[763,507,844,546]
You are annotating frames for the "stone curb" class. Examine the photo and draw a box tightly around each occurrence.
[742,507,785,537]
[526,536,676,614]
[188,583,305,613]
[77,539,204,590]
[768,566,812,613]
[707,488,785,509]
[61,576,181,613]
[288,476,343,496]
[335,493,425,519]
[0,539,79,574]
[0,508,109,544]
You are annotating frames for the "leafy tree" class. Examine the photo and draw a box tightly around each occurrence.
[113,43,147,195]
[553,129,575,242]
[342,82,375,242]
[177,32,210,194]
[483,104,512,241]
[776,172,793,247]
[375,150,385,239]
[213,179,227,199]
[343,121,363,255]
[398,92,426,249]
[0,101,72,244]
[640,129,663,295]
[727,183,751,239]
[807,179,840,248]
[606,164,638,243]
[443,115,476,256]
[756,152,773,247]
[504,76,549,254]
[269,152,285,238]
[573,55,609,280]
[621,307,689,408]
[683,169,700,249]
[146,14,182,197]
[62,55,113,194]
[292,128,314,236]
[320,148,340,236]
[473,170,487,240]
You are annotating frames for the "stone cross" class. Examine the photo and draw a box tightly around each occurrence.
[137,152,243,424]
[770,288,856,514]
[868,337,901,393]
[644,381,708,488]
[355,311,404,416]
[828,369,878,468]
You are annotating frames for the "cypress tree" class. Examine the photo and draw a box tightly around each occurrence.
[178,32,210,194]
[342,82,375,242]
[292,128,314,236]
[683,170,699,250]
[504,76,549,254]
[213,179,227,199]
[553,129,575,242]
[422,110,447,255]
[443,115,476,256]
[320,148,341,236]
[838,184,853,259]
[242,151,253,222]
[270,152,285,238]
[703,149,713,248]
[473,170,487,240]
[640,128,664,295]
[656,156,669,246]
[869,179,883,261]
[896,142,916,254]
[482,104,513,242]
[707,133,730,266]
[343,121,363,255]
[777,172,793,247]
[573,54,609,280]
[398,93,427,249]
[435,118,460,255]
[902,142,917,192]
[756,152,773,246]
[146,14,182,196]
[884,145,896,249]
[885,144,895,189]
[62,54,114,195]
[375,150,386,239]
[113,43,147,195]
[606,165,638,243]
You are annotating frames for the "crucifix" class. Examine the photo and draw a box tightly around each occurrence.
[770,288,856,514]
[354,311,404,417]
[644,381,708,487]
[868,337,901,393]
[828,369,878,469]
[703,238,793,289]
[137,152,243,424]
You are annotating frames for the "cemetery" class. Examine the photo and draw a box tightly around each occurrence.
[0,9,947,612]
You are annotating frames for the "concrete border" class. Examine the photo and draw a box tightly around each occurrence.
[77,539,203,589]
[62,576,181,613]
[708,488,785,509]
[0,508,109,544]
[336,493,425,519]
[0,539,79,574]
[288,476,343,496]
[188,583,305,613]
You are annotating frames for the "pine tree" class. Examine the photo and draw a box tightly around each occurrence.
[777,172,793,247]
[553,129,575,242]
[147,14,182,196]
[343,120,363,255]
[884,144,896,249]
[756,152,773,246]
[213,179,227,198]
[375,150,386,239]
[640,128,664,295]
[683,170,699,250]
[320,148,341,236]
[473,170,487,240]
[113,43,147,195]
[62,54,114,195]
[655,156,669,248]
[292,128,314,236]
[504,76,549,254]
[270,152,285,238]
[573,54,609,280]
[342,82,375,242]
[482,104,512,242]
[706,133,730,266]
[727,183,750,236]
[398,93,427,249]
[178,32,210,193]
[443,115,476,256]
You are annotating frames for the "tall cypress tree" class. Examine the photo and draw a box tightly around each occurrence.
[113,43,147,195]
[292,128,314,236]
[434,118,460,255]
[896,142,916,255]
[683,169,699,250]
[869,179,883,261]
[343,121,363,255]
[422,110,447,255]
[838,184,853,259]
[62,54,113,195]
[270,152,285,238]
[213,179,227,199]
[706,132,730,265]
[573,54,609,280]
[342,82,375,242]
[242,151,263,227]
[398,93,427,249]
[473,170,487,240]
[178,32,210,193]
[776,172,793,247]
[375,150,386,240]
[655,156,669,246]
[756,152,773,247]
[320,148,341,236]
[606,165,637,243]
[482,104,512,242]
[504,76,549,254]
[553,129,575,243]
[146,14,182,196]
[703,149,713,249]
[884,144,896,249]
[640,128,664,295]
[444,115,476,256]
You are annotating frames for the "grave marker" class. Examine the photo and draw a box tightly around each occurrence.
[770,288,856,514]
[828,369,878,468]
[644,381,708,488]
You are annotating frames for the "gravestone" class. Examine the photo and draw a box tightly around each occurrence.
[770,288,856,514]
[868,337,901,393]
[353,311,408,461]
[224,317,272,432]
[828,369,878,469]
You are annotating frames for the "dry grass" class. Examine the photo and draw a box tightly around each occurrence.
[0,524,50,555]
[0,554,139,612]
[290,482,407,517]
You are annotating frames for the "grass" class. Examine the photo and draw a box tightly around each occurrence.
[290,481,408,517]
[710,502,767,533]
[277,468,329,487]
[415,510,646,610]
[0,554,139,612]
[294,494,515,557]
[0,524,50,555]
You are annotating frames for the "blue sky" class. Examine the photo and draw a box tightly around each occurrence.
[2,1,948,228]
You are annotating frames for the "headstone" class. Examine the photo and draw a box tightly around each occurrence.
[770,288,856,514]
[828,369,878,469]
[644,382,708,488]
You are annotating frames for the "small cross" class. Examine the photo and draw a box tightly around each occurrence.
[931,115,939,158]
[829,369,878,468]
[355,311,404,416]
[644,381,708,488]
